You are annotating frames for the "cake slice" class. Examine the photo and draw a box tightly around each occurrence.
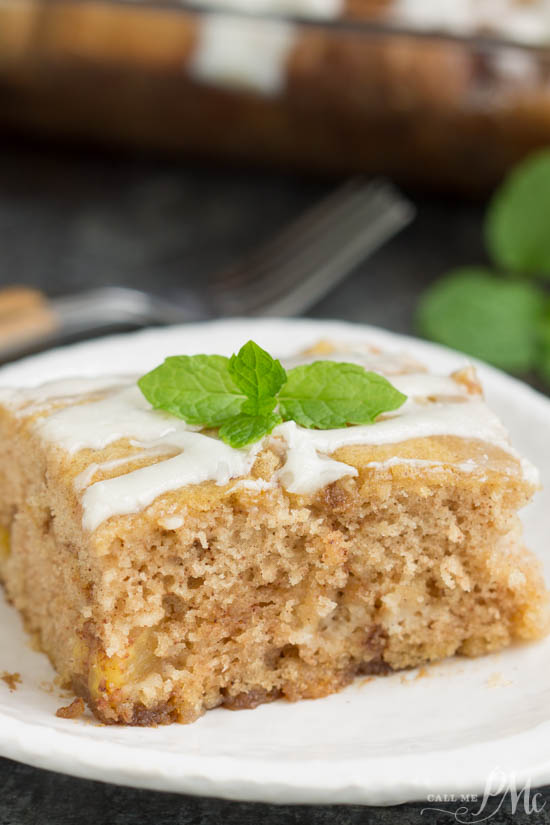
[0,340,547,725]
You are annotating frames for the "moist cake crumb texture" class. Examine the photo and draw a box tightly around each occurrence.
[0,340,548,725]
[55,697,86,720]
[1,671,21,692]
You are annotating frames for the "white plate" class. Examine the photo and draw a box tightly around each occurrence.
[1,318,550,806]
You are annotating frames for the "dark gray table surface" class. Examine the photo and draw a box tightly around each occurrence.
[0,138,548,825]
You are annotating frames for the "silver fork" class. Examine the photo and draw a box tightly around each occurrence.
[211,178,414,316]
[0,178,413,363]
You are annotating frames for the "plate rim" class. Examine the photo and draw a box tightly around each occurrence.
[1,316,549,805]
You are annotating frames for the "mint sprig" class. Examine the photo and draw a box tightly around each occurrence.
[138,340,407,448]
[137,354,246,427]
[416,268,546,373]
[417,150,550,386]
[486,151,550,279]
[229,339,286,410]
[278,361,406,428]
[218,412,282,449]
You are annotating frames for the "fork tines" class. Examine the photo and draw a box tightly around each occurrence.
[212,178,415,317]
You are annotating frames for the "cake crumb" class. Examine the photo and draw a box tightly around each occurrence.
[485,671,513,688]
[56,697,85,719]
[1,671,21,691]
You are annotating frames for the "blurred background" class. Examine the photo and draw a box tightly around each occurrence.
[0,0,548,382]
[2,2,550,820]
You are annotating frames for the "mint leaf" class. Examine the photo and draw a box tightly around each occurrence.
[138,342,408,442]
[218,412,282,448]
[486,150,550,278]
[138,354,246,427]
[278,361,406,429]
[416,268,546,372]
[229,340,286,414]
[241,396,278,416]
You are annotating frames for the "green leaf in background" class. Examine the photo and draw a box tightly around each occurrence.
[228,340,286,412]
[218,412,282,448]
[138,354,246,427]
[486,150,550,278]
[416,268,546,372]
[537,309,550,386]
[278,361,407,429]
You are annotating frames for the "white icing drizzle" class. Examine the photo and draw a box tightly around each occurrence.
[0,376,129,417]
[187,0,550,98]
[81,433,260,532]
[189,0,343,96]
[190,15,296,96]
[282,348,424,375]
[4,351,537,531]
[391,0,550,45]
[389,373,468,401]
[276,436,359,492]
[271,398,533,494]
[35,385,200,454]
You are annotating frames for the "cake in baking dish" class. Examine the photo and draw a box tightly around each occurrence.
[4,0,550,192]
[0,340,547,725]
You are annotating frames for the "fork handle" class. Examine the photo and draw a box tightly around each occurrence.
[0,285,198,366]
[0,287,59,356]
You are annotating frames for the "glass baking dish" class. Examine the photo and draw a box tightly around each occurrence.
[1,0,550,192]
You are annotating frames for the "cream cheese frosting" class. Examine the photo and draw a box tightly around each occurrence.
[189,15,297,96]
[189,0,344,95]
[391,0,550,44]
[80,431,260,532]
[188,0,549,97]
[0,347,538,531]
